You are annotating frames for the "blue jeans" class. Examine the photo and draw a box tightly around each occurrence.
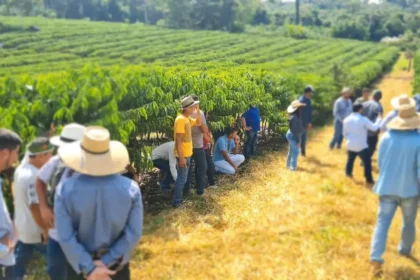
[286,131,300,171]
[244,131,258,159]
[15,241,46,279]
[0,265,14,280]
[47,237,68,280]
[370,195,419,263]
[185,148,207,196]
[173,157,191,207]
[330,119,343,149]
[153,159,174,191]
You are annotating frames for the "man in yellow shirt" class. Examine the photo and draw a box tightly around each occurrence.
[173,96,202,208]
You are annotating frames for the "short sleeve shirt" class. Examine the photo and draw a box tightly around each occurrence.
[191,110,207,149]
[174,114,197,158]
[213,135,236,162]
[14,163,43,244]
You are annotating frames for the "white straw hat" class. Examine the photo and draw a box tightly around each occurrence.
[287,100,306,114]
[58,126,129,176]
[387,94,420,130]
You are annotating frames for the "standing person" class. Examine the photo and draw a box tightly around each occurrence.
[356,88,371,103]
[286,100,306,171]
[35,123,86,280]
[241,103,261,159]
[203,129,217,189]
[343,103,382,185]
[298,85,314,157]
[330,87,353,150]
[14,138,54,280]
[55,126,143,280]
[0,128,22,280]
[213,127,245,175]
[185,95,208,196]
[362,90,383,158]
[370,95,420,277]
[173,96,202,208]
[151,141,177,192]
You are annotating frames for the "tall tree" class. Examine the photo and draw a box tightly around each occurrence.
[295,0,300,24]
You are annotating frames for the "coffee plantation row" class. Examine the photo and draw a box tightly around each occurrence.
[415,51,420,94]
[0,16,398,80]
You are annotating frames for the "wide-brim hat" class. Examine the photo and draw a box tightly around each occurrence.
[388,94,420,130]
[181,96,199,110]
[287,100,306,114]
[58,126,129,176]
[50,123,86,147]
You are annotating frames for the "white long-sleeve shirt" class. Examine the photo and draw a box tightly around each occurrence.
[380,110,398,132]
[151,142,177,180]
[343,113,382,152]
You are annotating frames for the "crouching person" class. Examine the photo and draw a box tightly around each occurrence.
[213,127,245,175]
[55,127,143,280]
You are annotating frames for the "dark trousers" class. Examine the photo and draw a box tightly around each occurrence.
[301,130,308,156]
[15,240,46,279]
[244,131,258,159]
[65,263,130,280]
[47,237,68,280]
[204,148,215,186]
[185,148,207,195]
[367,135,379,158]
[0,265,14,280]
[153,159,174,191]
[346,148,373,183]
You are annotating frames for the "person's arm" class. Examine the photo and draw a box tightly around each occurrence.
[100,182,143,267]
[194,105,202,126]
[364,116,382,132]
[28,182,48,240]
[168,147,178,181]
[222,150,237,170]
[333,100,339,120]
[342,120,348,139]
[174,117,186,167]
[54,184,96,276]
[233,138,240,154]
[199,111,208,134]
[241,113,252,131]
[289,117,301,144]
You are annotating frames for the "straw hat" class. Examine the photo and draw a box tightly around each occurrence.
[58,126,129,176]
[387,94,420,130]
[287,100,306,113]
[181,96,199,110]
[50,123,86,147]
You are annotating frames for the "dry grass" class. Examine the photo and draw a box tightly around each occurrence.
[131,55,419,280]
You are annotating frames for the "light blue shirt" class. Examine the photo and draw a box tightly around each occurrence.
[55,174,143,275]
[213,135,236,162]
[0,177,14,266]
[333,97,352,122]
[374,130,420,198]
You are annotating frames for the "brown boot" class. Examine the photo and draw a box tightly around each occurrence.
[371,261,383,278]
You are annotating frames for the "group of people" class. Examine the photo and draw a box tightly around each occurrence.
[0,125,143,280]
[0,93,264,279]
[285,85,420,277]
[151,95,261,208]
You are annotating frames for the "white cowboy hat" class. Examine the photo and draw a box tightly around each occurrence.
[50,123,86,147]
[391,93,415,110]
[58,126,129,176]
[287,100,306,114]
[181,96,199,110]
[388,95,420,130]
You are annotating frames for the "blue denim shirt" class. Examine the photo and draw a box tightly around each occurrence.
[213,135,235,162]
[299,95,312,127]
[242,106,261,132]
[55,174,143,275]
[374,130,420,198]
[333,97,352,122]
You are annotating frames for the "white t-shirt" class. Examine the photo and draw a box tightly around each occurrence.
[13,163,43,244]
[38,155,74,240]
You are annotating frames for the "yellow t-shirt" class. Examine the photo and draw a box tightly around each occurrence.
[174,114,197,158]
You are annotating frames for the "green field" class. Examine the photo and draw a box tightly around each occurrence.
[0,16,400,171]
[0,17,398,78]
